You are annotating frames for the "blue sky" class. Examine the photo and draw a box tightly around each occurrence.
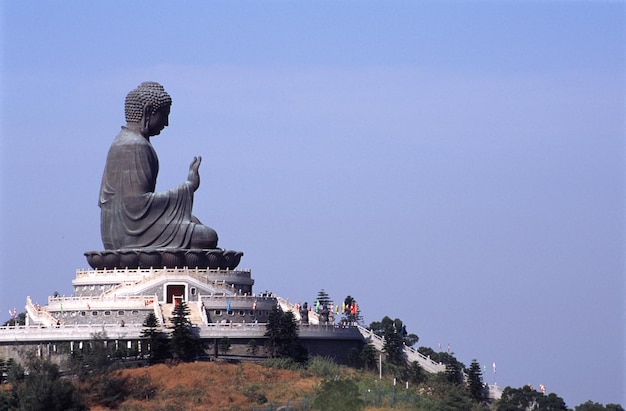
[1,1,624,407]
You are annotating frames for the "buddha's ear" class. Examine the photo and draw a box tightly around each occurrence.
[141,104,153,136]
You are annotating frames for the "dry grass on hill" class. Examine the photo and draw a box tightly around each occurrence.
[88,361,322,411]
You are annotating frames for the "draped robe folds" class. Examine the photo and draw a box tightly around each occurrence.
[99,127,197,250]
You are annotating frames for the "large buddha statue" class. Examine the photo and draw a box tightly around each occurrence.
[98,81,218,251]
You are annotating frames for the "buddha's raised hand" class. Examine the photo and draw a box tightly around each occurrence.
[187,156,202,191]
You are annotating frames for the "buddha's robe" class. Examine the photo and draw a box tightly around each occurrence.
[99,127,196,250]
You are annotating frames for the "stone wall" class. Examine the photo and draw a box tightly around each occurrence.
[205,308,272,324]
[0,335,364,367]
[50,308,154,326]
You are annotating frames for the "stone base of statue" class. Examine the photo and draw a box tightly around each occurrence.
[84,249,243,270]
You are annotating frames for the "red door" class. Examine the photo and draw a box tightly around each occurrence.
[167,285,185,304]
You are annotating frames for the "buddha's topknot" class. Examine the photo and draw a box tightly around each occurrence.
[124,81,172,123]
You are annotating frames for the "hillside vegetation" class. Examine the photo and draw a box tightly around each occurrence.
[1,308,623,410]
[84,359,479,411]
[87,360,322,411]
[1,356,491,411]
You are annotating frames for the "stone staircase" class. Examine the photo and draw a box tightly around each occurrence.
[25,296,57,327]
[160,302,205,327]
[356,325,503,400]
[357,325,445,374]
[160,303,175,327]
[188,303,205,325]
[276,296,320,324]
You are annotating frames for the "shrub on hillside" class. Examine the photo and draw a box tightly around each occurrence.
[262,357,302,371]
[313,378,364,411]
[305,356,340,379]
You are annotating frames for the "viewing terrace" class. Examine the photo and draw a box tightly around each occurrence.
[0,321,361,343]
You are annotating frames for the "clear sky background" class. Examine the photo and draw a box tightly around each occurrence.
[0,1,624,407]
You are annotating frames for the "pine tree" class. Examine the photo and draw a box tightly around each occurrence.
[168,301,202,361]
[369,317,419,347]
[359,343,378,371]
[467,359,486,402]
[141,312,168,362]
[444,360,463,384]
[403,361,427,385]
[315,289,333,323]
[14,357,86,411]
[381,321,406,367]
[315,289,332,307]
[264,307,307,362]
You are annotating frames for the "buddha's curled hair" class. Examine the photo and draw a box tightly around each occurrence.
[124,81,172,123]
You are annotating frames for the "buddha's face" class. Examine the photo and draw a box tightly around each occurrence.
[147,104,170,136]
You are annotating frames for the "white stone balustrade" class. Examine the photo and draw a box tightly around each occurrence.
[0,322,359,342]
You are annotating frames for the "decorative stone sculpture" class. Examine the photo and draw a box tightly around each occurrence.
[84,249,243,270]
[86,82,243,270]
[300,302,309,324]
[318,304,330,324]
[99,81,218,250]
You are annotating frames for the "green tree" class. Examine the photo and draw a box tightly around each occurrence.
[347,347,360,368]
[315,289,334,324]
[368,317,414,367]
[575,401,625,411]
[467,359,486,402]
[346,344,378,370]
[315,289,333,307]
[169,301,203,361]
[359,343,378,371]
[417,372,476,411]
[537,393,569,410]
[384,326,406,367]
[14,358,86,411]
[246,339,259,356]
[66,332,115,378]
[0,358,19,408]
[369,317,419,348]
[497,385,568,411]
[264,307,307,362]
[218,337,232,356]
[418,347,466,377]
[404,333,419,347]
[403,361,427,385]
[140,312,168,362]
[342,295,363,324]
[497,385,539,411]
[5,358,25,385]
[444,360,463,384]
[2,312,26,327]
[313,378,364,411]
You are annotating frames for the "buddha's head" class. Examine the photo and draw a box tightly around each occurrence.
[125,81,172,137]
